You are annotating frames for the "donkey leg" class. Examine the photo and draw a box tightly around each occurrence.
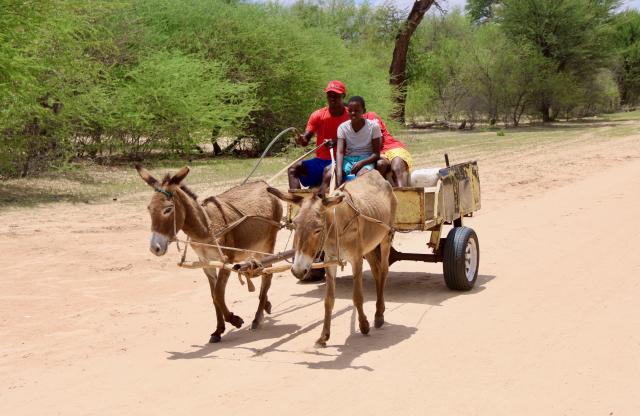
[316,264,337,347]
[351,259,370,335]
[364,246,383,328]
[375,235,392,328]
[204,269,226,343]
[213,268,244,329]
[251,273,273,329]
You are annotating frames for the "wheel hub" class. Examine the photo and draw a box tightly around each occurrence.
[464,238,478,282]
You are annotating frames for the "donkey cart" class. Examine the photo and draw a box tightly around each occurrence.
[284,160,482,290]
[180,160,481,291]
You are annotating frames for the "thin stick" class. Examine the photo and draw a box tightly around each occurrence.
[178,258,345,275]
[234,249,296,272]
[178,260,232,270]
[261,264,294,274]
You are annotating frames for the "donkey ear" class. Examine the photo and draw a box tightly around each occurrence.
[267,187,304,205]
[135,164,158,187]
[322,191,345,208]
[169,166,190,185]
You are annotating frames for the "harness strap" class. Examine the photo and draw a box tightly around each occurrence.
[154,187,173,198]
[213,215,283,238]
[341,189,393,231]
[200,197,281,292]
[199,200,229,263]
[317,187,393,269]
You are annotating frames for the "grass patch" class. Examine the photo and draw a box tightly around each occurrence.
[599,109,640,121]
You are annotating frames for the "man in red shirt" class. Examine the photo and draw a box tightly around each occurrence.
[289,80,350,189]
[363,112,413,187]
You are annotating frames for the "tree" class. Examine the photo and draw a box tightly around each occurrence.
[611,10,640,106]
[498,0,620,121]
[389,0,436,122]
[0,0,114,176]
[465,0,500,23]
[406,11,471,121]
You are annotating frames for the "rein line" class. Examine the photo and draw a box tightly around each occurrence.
[175,191,286,262]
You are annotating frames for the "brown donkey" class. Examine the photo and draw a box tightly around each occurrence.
[136,165,282,343]
[268,170,396,347]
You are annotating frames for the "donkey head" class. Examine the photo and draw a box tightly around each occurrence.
[267,187,344,279]
[136,165,190,256]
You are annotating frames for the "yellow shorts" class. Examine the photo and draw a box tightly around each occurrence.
[382,147,413,170]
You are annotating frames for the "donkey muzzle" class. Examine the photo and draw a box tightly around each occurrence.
[150,232,169,256]
[291,252,313,280]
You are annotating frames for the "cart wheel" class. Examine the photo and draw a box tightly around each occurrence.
[443,226,479,291]
[304,268,326,282]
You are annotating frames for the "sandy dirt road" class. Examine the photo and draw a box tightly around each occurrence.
[1,130,640,415]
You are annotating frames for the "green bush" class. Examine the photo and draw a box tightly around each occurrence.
[106,51,256,157]
[128,0,395,147]
[0,0,100,176]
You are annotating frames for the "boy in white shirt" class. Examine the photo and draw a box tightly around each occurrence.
[336,96,381,185]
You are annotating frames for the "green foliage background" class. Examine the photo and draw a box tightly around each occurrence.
[1,0,639,177]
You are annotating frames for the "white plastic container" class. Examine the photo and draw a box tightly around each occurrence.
[410,168,440,187]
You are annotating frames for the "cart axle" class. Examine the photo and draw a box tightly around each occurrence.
[388,246,442,266]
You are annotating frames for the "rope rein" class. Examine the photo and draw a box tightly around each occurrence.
[320,188,392,266]
[156,127,392,284]
[166,128,326,266]
[267,141,326,185]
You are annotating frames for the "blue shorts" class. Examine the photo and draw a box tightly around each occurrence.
[343,155,374,181]
[300,158,332,187]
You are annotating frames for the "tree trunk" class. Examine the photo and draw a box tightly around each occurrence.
[389,0,435,123]
[211,126,222,156]
[541,101,552,122]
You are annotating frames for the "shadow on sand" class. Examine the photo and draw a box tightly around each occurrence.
[287,271,495,370]
[166,271,495,368]
[292,270,495,306]
[293,311,418,371]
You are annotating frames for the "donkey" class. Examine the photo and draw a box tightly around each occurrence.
[268,170,396,346]
[136,165,282,343]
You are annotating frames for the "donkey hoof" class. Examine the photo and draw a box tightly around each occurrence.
[264,301,272,314]
[251,320,260,330]
[374,315,385,328]
[315,333,329,348]
[229,314,244,328]
[209,333,222,343]
[360,320,370,335]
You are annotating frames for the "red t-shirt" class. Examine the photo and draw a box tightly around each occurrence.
[306,107,349,160]
[363,112,405,152]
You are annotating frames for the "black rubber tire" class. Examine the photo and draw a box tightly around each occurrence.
[304,268,326,282]
[443,226,479,291]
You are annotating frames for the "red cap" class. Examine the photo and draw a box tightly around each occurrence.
[324,80,346,95]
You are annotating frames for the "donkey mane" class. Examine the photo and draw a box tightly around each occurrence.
[179,185,198,201]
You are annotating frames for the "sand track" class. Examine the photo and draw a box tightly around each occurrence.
[1,130,639,415]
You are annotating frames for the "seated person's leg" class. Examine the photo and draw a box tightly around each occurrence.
[297,158,331,189]
[391,157,409,187]
[382,148,413,187]
[376,157,391,182]
[344,155,377,179]
[288,160,306,189]
[355,161,375,177]
[343,156,361,180]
